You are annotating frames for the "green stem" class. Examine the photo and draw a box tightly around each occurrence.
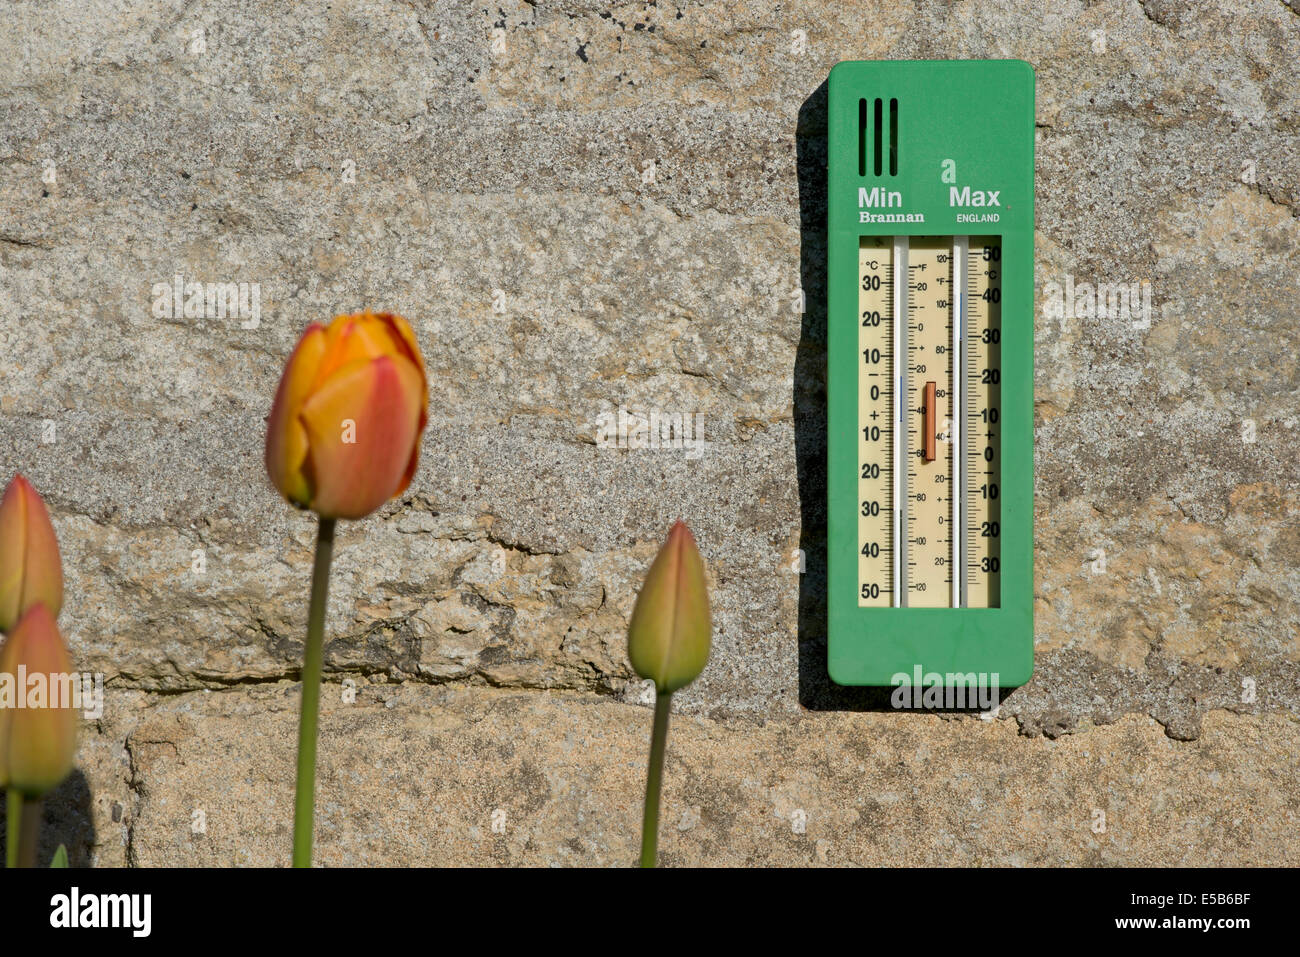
[16,796,40,869]
[5,789,20,868]
[292,515,336,868]
[639,690,673,868]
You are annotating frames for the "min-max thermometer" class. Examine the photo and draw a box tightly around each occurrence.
[827,60,1034,687]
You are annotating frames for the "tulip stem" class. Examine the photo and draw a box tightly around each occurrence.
[16,796,40,869]
[292,516,336,868]
[639,690,673,868]
[5,789,20,868]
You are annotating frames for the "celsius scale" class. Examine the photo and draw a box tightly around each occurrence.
[826,60,1035,688]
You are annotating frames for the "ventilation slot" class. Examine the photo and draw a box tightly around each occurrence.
[858,98,868,177]
[889,98,899,175]
[873,98,884,176]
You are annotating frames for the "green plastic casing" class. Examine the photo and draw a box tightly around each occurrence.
[826,60,1035,688]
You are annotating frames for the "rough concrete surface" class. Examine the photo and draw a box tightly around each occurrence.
[0,0,1297,865]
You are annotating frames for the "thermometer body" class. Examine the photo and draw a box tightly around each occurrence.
[827,60,1034,688]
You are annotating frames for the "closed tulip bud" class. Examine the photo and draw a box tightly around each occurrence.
[0,475,64,634]
[0,603,77,796]
[265,311,429,520]
[627,520,712,693]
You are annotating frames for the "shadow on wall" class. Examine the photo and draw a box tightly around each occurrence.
[0,769,97,867]
[794,81,1011,715]
[795,80,891,711]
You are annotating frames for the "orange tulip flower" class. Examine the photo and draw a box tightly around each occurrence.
[0,475,64,634]
[265,312,429,520]
[0,604,77,797]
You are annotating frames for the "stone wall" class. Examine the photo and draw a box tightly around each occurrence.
[0,0,1297,865]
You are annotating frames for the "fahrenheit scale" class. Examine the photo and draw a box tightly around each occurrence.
[827,60,1034,687]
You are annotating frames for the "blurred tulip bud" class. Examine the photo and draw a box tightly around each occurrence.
[0,603,77,797]
[265,311,429,520]
[627,520,712,693]
[0,475,64,634]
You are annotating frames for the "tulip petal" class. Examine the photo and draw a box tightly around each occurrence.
[0,479,27,630]
[376,313,426,383]
[0,476,63,633]
[0,609,14,786]
[297,354,425,519]
[16,479,63,623]
[313,314,393,388]
[627,521,712,693]
[265,324,328,507]
[373,314,429,497]
[0,604,77,796]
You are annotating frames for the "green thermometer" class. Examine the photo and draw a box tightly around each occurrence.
[826,60,1035,688]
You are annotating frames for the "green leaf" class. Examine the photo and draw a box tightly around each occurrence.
[49,844,68,868]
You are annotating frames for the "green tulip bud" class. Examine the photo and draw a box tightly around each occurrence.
[627,520,712,693]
